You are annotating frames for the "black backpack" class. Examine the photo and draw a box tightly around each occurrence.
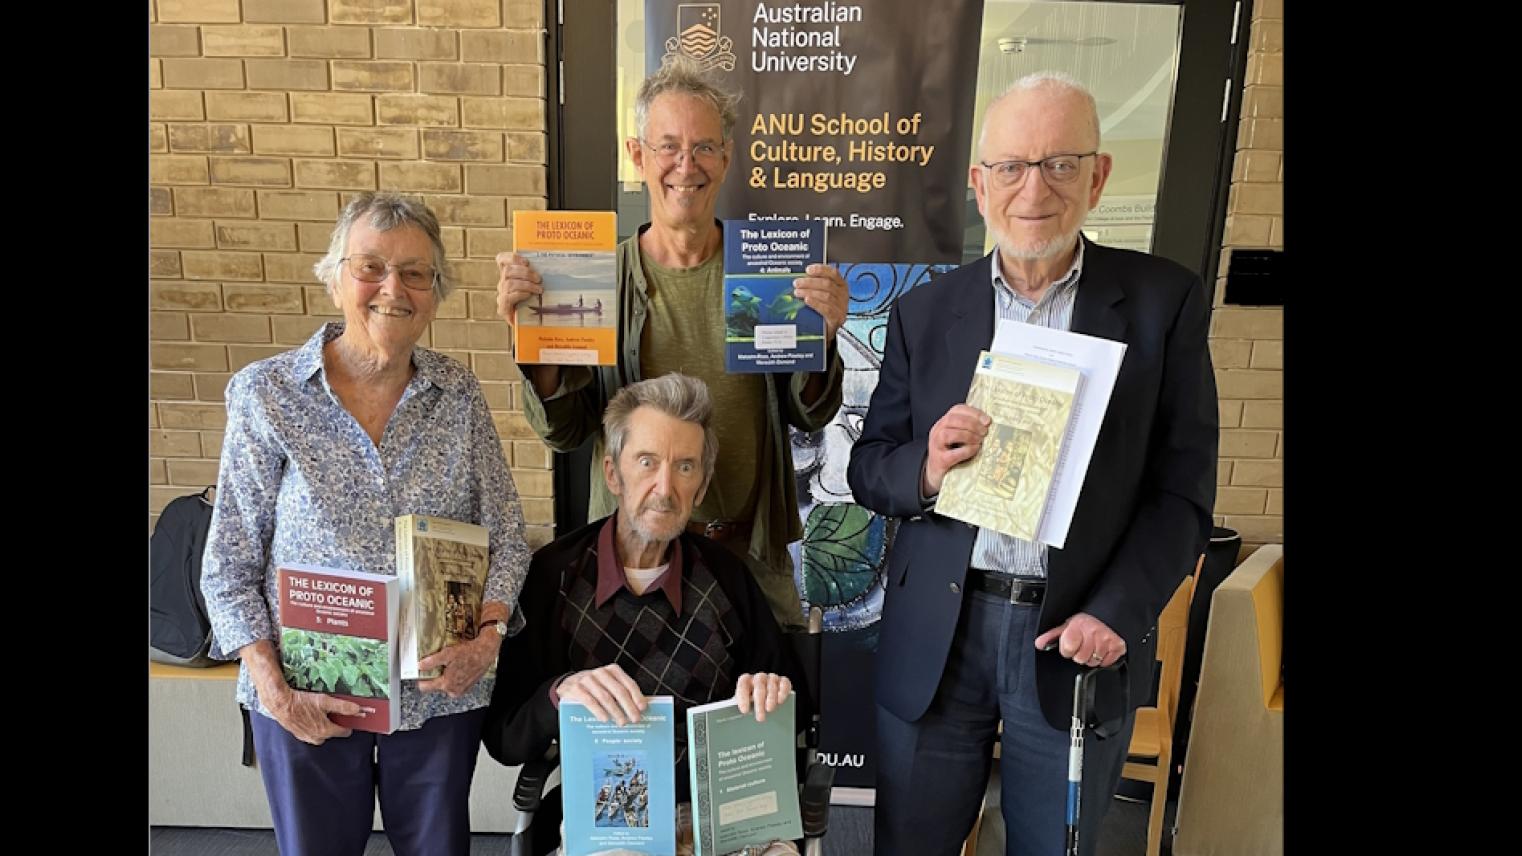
[150,487,221,667]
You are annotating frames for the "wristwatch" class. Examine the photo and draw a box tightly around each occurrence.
[478,619,508,638]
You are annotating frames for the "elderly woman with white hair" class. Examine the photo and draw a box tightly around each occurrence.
[200,191,531,856]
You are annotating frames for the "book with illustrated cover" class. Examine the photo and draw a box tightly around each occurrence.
[394,514,490,680]
[687,694,802,856]
[559,696,678,856]
[513,210,617,366]
[276,564,400,734]
[723,218,827,373]
[935,351,1083,543]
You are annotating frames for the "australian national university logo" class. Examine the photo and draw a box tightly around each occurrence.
[664,3,737,71]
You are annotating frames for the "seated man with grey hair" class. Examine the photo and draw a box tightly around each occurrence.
[483,371,806,856]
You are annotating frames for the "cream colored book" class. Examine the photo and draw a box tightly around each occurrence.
[934,351,1082,542]
[394,514,490,680]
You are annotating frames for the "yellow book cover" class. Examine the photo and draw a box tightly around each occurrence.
[394,514,490,680]
[935,351,1082,543]
[512,210,617,366]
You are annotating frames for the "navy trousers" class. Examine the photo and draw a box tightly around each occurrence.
[874,590,1136,856]
[250,707,488,856]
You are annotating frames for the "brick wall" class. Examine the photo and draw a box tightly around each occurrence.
[148,0,556,549]
[1212,0,1283,557]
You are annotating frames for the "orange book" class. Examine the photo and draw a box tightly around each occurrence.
[512,211,618,366]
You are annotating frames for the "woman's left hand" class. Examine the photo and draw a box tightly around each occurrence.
[417,627,503,698]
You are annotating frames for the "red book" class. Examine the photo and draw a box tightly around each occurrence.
[276,564,400,734]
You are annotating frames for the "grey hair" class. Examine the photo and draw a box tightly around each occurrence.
[603,372,719,484]
[635,54,742,142]
[977,70,1102,157]
[312,192,456,301]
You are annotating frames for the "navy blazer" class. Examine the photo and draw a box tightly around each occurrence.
[847,238,1218,730]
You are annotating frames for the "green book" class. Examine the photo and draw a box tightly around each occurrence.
[686,693,803,856]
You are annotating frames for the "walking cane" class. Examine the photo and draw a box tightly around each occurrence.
[1065,658,1128,856]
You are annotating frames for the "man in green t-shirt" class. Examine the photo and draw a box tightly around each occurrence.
[494,57,848,630]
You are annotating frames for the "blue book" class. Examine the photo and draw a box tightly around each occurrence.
[723,219,828,373]
[559,696,678,856]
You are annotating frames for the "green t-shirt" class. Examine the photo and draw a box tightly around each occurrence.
[638,251,767,522]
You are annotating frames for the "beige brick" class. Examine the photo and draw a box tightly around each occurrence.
[1208,339,1251,369]
[225,283,307,313]
[273,315,324,344]
[305,286,343,315]
[150,217,215,248]
[152,311,190,341]
[216,221,298,251]
[294,159,377,190]
[1249,340,1282,370]
[333,60,415,92]
[1215,461,1232,487]
[150,25,201,57]
[167,123,251,154]
[1246,86,1283,119]
[377,94,459,127]
[264,252,326,283]
[201,431,228,458]
[523,525,554,550]
[423,129,503,161]
[151,429,205,458]
[150,249,182,276]
[503,0,542,27]
[506,132,546,163]
[465,290,499,320]
[1241,400,1282,429]
[465,228,513,259]
[162,58,245,89]
[460,30,538,63]
[419,63,500,95]
[1215,369,1281,400]
[150,458,169,485]
[375,28,459,60]
[202,25,286,56]
[150,59,163,90]
[1223,213,1271,246]
[1247,118,1283,150]
[1230,460,1281,487]
[1218,399,1243,429]
[1241,150,1280,183]
[288,26,373,58]
[1253,53,1283,87]
[1221,515,1281,542]
[479,380,511,410]
[205,91,289,122]
[465,95,542,130]
[464,164,544,196]
[511,467,553,497]
[150,155,211,185]
[229,345,290,369]
[1268,217,1284,248]
[450,320,508,349]
[243,0,327,23]
[160,403,229,430]
[1264,489,1283,516]
[337,128,419,159]
[251,125,335,157]
[246,59,330,90]
[291,92,375,125]
[512,439,552,469]
[379,161,463,193]
[153,343,228,371]
[182,250,264,281]
[502,65,543,98]
[449,259,498,289]
[430,320,470,349]
[257,190,339,220]
[1220,429,1277,459]
[1210,308,1282,340]
[417,0,498,27]
[156,0,240,24]
[294,221,330,252]
[520,498,553,526]
[167,459,223,486]
[151,90,205,122]
[1235,183,1282,216]
[153,281,223,311]
[472,352,521,381]
[505,195,544,213]
[1256,0,1284,19]
[152,371,197,400]
[432,292,469,320]
[175,186,257,218]
[331,0,414,24]
[441,226,466,258]
[1254,19,1284,52]
[210,156,293,187]
[460,97,510,129]
[191,314,273,343]
[1214,487,1266,515]
[150,123,168,152]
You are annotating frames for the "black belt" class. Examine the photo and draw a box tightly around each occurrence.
[968,569,1046,606]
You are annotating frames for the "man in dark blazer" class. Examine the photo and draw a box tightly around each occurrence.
[847,72,1218,855]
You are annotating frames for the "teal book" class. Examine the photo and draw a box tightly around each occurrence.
[687,694,803,855]
[559,696,677,856]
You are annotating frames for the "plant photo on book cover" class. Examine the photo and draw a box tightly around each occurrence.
[279,627,391,699]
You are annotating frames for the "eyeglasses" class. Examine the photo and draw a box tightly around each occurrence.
[340,254,438,291]
[640,138,725,165]
[978,152,1098,190]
